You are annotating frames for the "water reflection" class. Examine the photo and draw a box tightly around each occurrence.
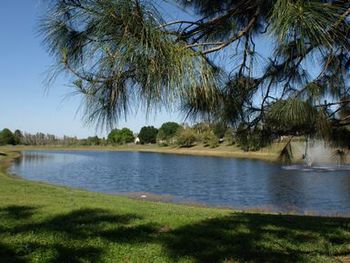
[10,150,350,216]
[14,152,52,165]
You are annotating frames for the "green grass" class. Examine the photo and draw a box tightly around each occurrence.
[0,149,350,262]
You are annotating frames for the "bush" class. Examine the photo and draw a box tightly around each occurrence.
[176,128,197,147]
[224,129,235,145]
[138,126,158,144]
[202,131,219,148]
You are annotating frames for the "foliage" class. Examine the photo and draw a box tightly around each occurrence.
[157,122,181,143]
[192,122,225,147]
[84,136,102,146]
[41,0,350,151]
[192,122,211,134]
[176,128,197,148]
[224,129,235,145]
[0,129,16,145]
[278,137,294,164]
[40,0,217,128]
[330,127,350,149]
[138,126,158,144]
[19,133,78,146]
[108,128,134,145]
[266,99,319,134]
[212,122,228,139]
[13,130,23,145]
[201,131,219,148]
[235,125,272,152]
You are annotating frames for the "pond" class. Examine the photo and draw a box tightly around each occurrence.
[10,150,350,216]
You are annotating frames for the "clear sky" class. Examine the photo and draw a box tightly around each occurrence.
[0,0,183,138]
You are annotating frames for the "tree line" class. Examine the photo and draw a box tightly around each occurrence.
[0,122,238,149]
[0,129,79,146]
[2,122,349,152]
[105,122,237,148]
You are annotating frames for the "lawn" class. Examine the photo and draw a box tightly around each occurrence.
[0,149,350,262]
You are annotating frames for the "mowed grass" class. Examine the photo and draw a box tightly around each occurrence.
[0,149,350,262]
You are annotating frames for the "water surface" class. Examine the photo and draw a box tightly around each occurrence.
[10,150,350,215]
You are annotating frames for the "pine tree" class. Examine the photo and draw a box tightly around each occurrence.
[41,0,350,151]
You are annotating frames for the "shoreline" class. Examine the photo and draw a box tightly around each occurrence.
[3,146,350,218]
[1,144,283,162]
[111,191,350,218]
[5,143,350,164]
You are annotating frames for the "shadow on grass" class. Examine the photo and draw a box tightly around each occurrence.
[0,205,37,220]
[0,207,150,262]
[162,213,350,262]
[0,205,350,262]
[0,243,26,263]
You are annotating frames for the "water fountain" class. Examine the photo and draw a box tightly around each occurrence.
[303,137,313,167]
[282,139,350,172]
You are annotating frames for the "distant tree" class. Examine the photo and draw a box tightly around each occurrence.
[13,130,23,145]
[0,129,15,145]
[107,129,118,143]
[118,128,135,144]
[35,132,46,145]
[108,128,134,145]
[138,126,158,144]
[86,136,101,145]
[157,122,180,143]
[176,128,197,148]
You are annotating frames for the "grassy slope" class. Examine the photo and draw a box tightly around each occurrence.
[0,149,350,262]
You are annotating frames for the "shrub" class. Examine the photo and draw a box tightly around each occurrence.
[176,128,197,147]
[202,131,219,148]
[224,129,235,145]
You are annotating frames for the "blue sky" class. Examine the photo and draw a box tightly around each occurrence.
[0,0,183,138]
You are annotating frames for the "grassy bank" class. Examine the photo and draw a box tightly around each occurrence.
[1,148,350,262]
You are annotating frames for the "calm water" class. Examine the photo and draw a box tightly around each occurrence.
[10,150,350,215]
